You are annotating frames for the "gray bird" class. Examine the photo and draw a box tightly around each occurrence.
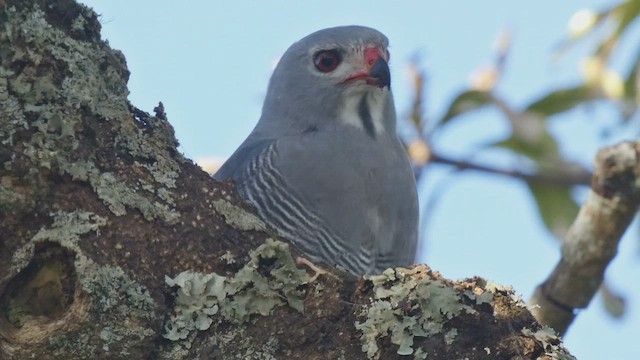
[214,26,418,275]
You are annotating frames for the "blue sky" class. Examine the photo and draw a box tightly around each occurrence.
[81,1,639,358]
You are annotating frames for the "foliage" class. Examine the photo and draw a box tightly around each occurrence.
[402,0,639,318]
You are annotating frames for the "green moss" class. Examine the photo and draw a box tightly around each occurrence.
[164,239,308,342]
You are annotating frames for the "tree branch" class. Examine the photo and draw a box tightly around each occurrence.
[0,1,576,359]
[529,141,640,334]
[430,152,593,187]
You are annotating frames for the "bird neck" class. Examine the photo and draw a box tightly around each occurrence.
[336,89,396,139]
[257,88,397,139]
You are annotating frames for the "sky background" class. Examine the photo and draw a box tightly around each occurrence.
[80,1,639,358]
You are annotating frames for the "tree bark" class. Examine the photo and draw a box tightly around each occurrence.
[0,1,576,359]
[530,141,640,334]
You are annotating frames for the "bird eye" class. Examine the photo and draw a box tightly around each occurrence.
[313,50,341,73]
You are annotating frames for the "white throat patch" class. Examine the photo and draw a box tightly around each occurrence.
[338,89,386,136]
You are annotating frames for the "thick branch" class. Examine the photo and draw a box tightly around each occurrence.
[530,141,640,334]
[0,1,575,359]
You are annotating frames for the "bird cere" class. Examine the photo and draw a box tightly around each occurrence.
[214,26,418,275]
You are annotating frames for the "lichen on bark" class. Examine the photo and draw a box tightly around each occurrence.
[0,1,578,359]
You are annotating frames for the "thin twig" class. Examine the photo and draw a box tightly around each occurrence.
[429,152,593,187]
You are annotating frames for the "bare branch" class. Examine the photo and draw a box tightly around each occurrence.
[430,152,593,187]
[529,141,640,334]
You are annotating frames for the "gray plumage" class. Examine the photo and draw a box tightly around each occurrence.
[214,26,418,275]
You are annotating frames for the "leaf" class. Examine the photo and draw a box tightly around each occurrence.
[525,86,592,117]
[600,282,626,318]
[621,48,640,120]
[613,0,640,37]
[493,128,579,239]
[624,48,640,97]
[491,127,560,163]
[527,182,579,239]
[439,90,495,125]
[593,1,640,59]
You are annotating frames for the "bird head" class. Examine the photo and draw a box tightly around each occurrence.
[258,26,396,137]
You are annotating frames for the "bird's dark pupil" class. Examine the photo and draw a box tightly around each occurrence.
[314,51,340,72]
[321,56,335,67]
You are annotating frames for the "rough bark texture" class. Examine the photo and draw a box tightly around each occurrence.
[0,1,576,359]
[530,141,640,334]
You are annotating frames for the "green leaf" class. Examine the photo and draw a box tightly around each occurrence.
[624,60,639,97]
[593,1,640,59]
[491,128,560,164]
[525,86,591,117]
[624,47,640,99]
[439,90,495,125]
[614,0,640,37]
[527,182,579,239]
[622,48,640,120]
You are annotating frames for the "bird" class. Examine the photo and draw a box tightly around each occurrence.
[214,26,418,276]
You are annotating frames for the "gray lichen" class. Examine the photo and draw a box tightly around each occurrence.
[11,210,107,272]
[47,262,157,358]
[7,209,158,358]
[354,267,576,360]
[212,199,268,232]
[0,66,28,148]
[164,239,308,342]
[355,266,477,359]
[162,328,280,360]
[220,250,236,265]
[413,348,428,360]
[1,3,181,225]
[72,263,157,356]
[484,281,531,308]
[521,327,577,360]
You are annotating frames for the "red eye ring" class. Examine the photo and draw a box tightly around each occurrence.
[313,50,341,73]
